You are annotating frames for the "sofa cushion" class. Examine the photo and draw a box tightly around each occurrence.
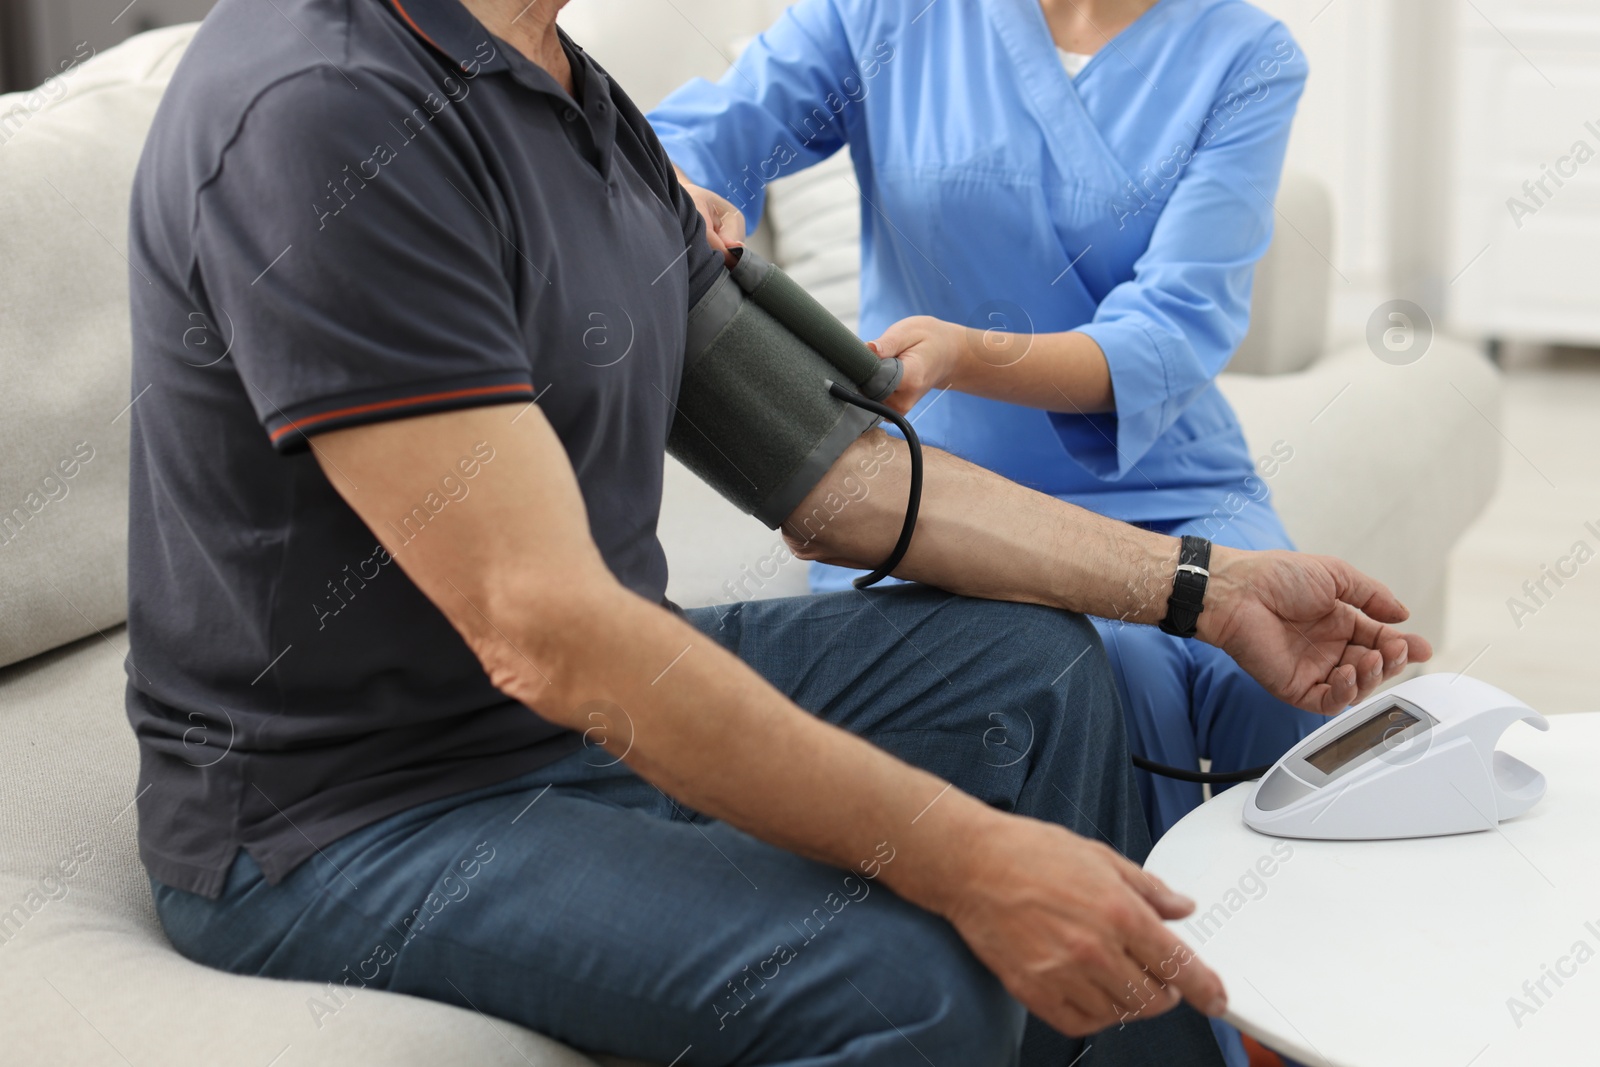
[0,25,197,669]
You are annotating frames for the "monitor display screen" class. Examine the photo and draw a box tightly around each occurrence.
[1304,705,1422,775]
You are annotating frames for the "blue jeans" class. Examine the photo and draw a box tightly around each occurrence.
[152,586,1224,1067]
[811,491,1320,1067]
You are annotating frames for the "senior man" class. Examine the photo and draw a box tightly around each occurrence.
[126,1,1426,1064]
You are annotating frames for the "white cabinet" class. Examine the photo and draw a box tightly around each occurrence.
[1448,1,1600,344]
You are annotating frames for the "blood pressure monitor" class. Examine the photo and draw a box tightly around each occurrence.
[1244,674,1549,840]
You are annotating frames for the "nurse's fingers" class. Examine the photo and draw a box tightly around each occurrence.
[701,208,743,268]
[867,317,924,359]
[1383,634,1418,677]
[710,198,746,251]
[677,175,746,267]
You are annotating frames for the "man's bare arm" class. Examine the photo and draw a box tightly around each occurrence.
[787,431,1432,715]
[310,403,1226,1036]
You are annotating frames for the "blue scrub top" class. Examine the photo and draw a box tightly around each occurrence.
[651,0,1307,523]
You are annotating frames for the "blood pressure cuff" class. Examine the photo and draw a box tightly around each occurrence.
[668,248,902,528]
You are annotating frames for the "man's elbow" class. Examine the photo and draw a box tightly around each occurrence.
[459,568,634,730]
[779,429,899,562]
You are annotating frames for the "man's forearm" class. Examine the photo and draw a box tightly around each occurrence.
[483,578,995,916]
[785,430,1218,632]
[313,406,998,921]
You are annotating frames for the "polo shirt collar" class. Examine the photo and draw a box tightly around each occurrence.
[384,0,510,74]
[384,0,618,174]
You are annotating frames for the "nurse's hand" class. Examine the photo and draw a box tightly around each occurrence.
[867,315,967,415]
[1197,547,1434,716]
[673,165,745,267]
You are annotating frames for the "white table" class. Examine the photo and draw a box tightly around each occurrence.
[1145,711,1600,1067]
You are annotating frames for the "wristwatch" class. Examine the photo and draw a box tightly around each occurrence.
[1158,535,1212,639]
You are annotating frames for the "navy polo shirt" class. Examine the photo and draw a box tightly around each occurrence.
[125,0,722,898]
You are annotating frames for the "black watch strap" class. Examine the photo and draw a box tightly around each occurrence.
[1159,536,1212,639]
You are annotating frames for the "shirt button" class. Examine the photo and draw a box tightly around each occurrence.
[597,101,607,112]
[563,108,578,122]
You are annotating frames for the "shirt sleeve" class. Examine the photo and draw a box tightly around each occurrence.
[1061,27,1309,478]
[647,0,861,229]
[193,67,537,454]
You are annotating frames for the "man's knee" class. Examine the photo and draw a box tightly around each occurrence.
[927,598,1124,770]
[720,877,1021,1066]
[899,958,1024,1067]
[948,598,1109,685]
[979,601,1116,715]
[826,914,1023,1066]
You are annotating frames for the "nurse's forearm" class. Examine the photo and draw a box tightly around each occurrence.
[950,328,1116,414]
[784,429,1186,627]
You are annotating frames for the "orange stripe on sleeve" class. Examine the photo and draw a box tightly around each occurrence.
[268,382,535,443]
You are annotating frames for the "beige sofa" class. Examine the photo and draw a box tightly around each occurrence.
[0,23,1500,1066]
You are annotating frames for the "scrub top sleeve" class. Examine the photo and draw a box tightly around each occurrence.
[647,0,860,230]
[192,67,536,454]
[1066,27,1308,479]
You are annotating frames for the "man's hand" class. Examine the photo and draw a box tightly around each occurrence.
[1198,548,1433,716]
[674,165,745,267]
[936,813,1227,1037]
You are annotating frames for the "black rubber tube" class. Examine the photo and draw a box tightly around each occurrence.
[826,381,921,590]
[1130,753,1272,784]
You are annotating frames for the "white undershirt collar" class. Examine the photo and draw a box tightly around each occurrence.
[1057,48,1093,78]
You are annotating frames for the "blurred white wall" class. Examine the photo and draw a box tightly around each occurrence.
[1252,0,1408,344]
[1443,2,1600,347]
[558,1,783,112]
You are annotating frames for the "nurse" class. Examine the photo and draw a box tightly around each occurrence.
[650,0,1323,848]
